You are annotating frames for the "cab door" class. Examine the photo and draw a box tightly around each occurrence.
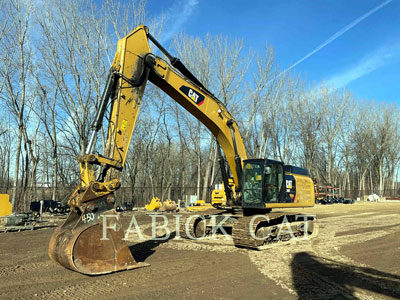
[242,160,265,209]
[264,160,284,203]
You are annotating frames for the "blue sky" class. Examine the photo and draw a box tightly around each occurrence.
[144,0,400,103]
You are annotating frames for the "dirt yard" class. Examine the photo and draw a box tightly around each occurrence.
[0,202,399,300]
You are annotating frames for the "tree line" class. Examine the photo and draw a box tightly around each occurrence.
[1,0,399,210]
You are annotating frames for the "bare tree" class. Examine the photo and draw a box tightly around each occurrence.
[0,0,36,210]
[36,0,110,155]
[336,92,357,192]
[173,33,249,200]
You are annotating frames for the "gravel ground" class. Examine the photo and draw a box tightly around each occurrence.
[0,202,399,300]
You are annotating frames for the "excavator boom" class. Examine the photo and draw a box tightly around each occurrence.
[48,26,152,275]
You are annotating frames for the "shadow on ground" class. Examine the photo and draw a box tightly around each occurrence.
[291,252,400,299]
[129,231,176,262]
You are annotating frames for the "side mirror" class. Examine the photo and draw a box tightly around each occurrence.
[265,166,271,175]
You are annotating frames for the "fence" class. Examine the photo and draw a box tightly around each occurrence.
[3,186,210,211]
[3,186,400,212]
[342,189,400,200]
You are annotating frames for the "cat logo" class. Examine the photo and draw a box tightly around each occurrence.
[188,89,199,102]
[286,180,292,189]
[179,85,205,105]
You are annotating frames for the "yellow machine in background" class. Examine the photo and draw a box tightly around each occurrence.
[145,197,162,211]
[211,189,226,206]
[145,197,177,212]
[186,199,214,212]
[211,178,236,206]
[187,178,236,211]
[0,194,11,217]
[185,179,236,211]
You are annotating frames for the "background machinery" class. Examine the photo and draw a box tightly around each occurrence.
[0,194,11,217]
[145,197,178,212]
[48,25,315,275]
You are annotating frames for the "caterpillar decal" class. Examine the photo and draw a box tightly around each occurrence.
[180,85,205,105]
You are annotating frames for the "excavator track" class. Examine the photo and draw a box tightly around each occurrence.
[179,211,316,249]
[232,213,316,250]
[179,211,216,239]
[179,214,198,238]
[232,215,263,249]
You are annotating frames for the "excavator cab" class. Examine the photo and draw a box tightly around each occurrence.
[242,159,284,209]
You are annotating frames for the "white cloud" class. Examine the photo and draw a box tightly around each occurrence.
[159,0,199,44]
[325,43,400,89]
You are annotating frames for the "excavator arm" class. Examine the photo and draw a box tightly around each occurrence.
[48,25,247,275]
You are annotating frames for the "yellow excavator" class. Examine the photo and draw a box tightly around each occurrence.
[48,25,315,275]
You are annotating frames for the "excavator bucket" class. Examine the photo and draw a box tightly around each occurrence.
[145,197,162,211]
[48,196,148,275]
[159,199,178,212]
